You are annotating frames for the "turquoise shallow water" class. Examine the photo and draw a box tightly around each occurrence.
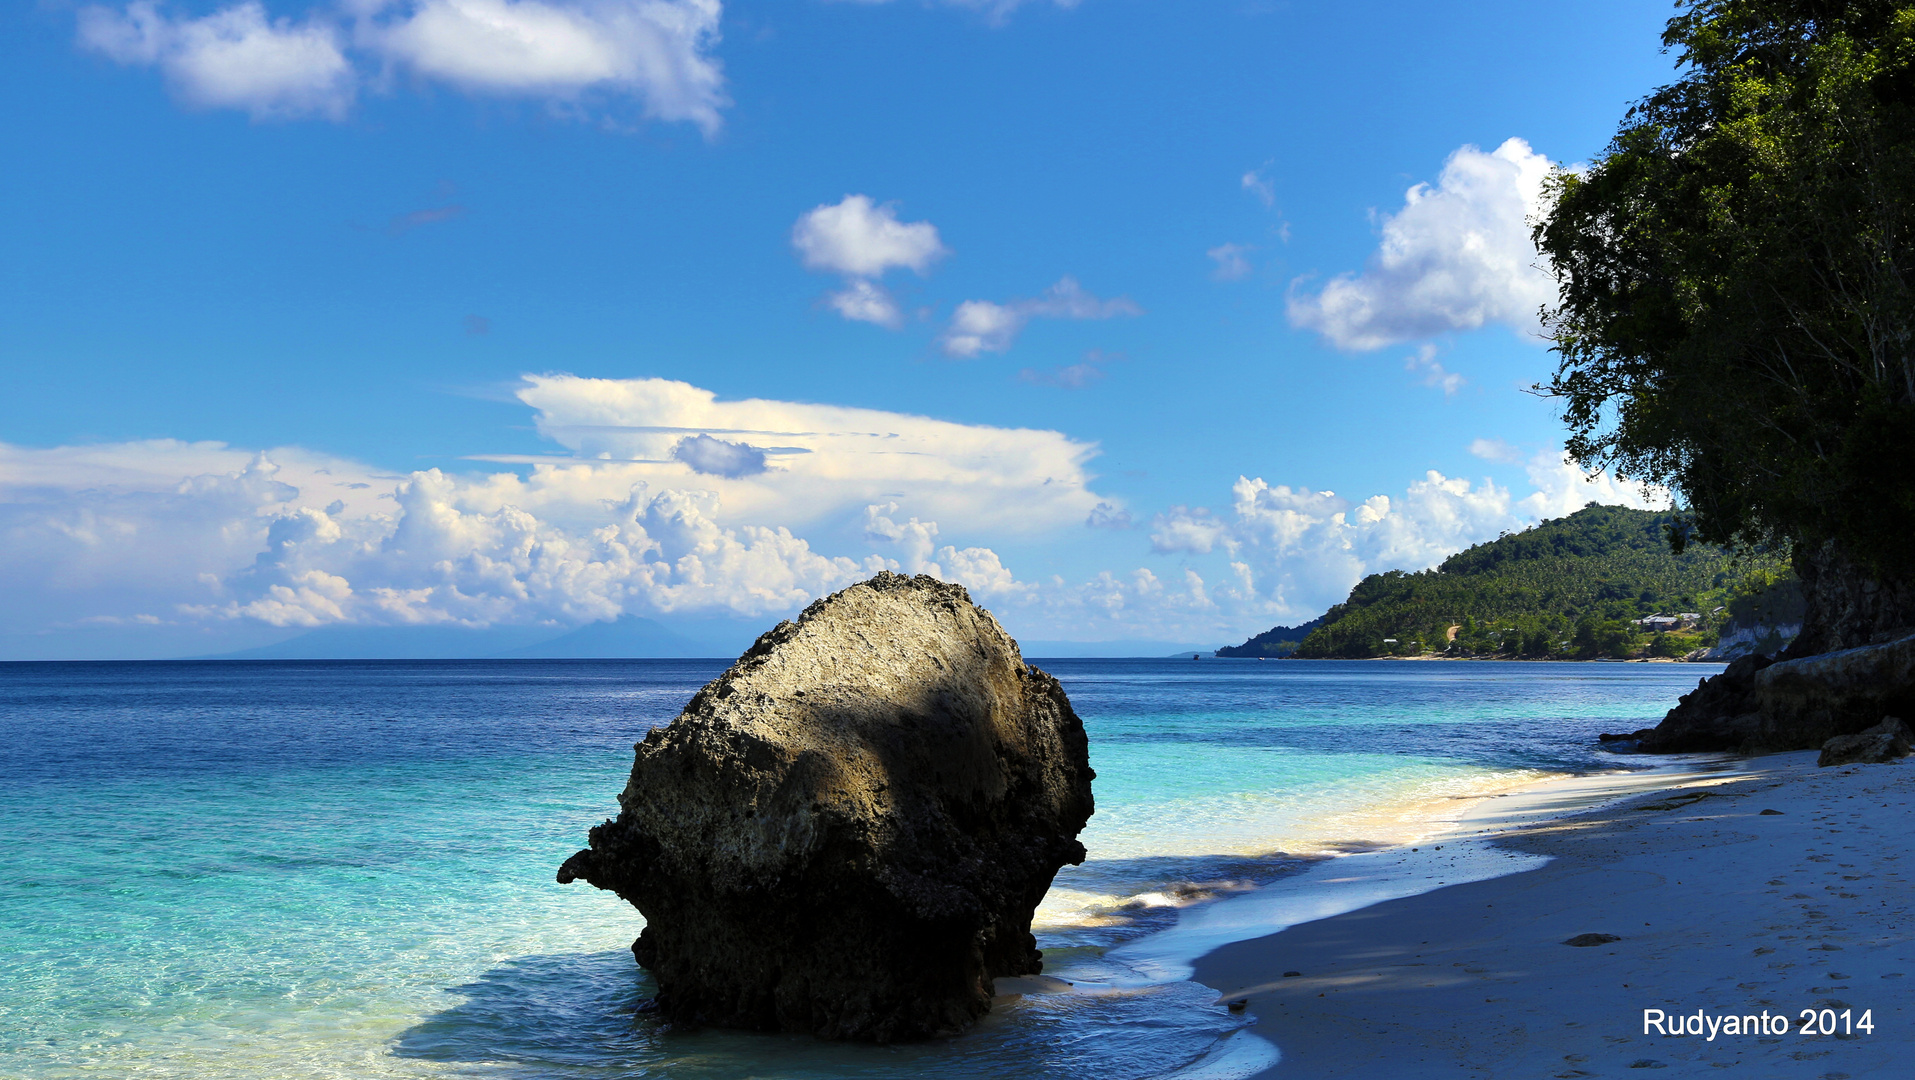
[0,658,1716,1078]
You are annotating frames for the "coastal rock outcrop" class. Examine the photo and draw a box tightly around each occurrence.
[1633,653,1775,751]
[1787,542,1915,658]
[1635,541,1915,753]
[556,572,1095,1041]
[1640,633,1915,753]
[1818,718,1913,767]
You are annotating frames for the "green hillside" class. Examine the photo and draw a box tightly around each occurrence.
[1237,505,1790,660]
[1214,616,1326,658]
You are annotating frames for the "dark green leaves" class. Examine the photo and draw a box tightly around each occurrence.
[1537,0,1915,576]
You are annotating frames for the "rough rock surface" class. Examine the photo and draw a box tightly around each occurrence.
[1639,633,1915,752]
[1632,653,1776,751]
[1787,541,1915,658]
[556,572,1095,1041]
[1818,717,1914,767]
[1628,541,1915,754]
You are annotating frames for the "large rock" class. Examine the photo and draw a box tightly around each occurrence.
[557,572,1095,1041]
[1641,633,1915,752]
[1755,634,1915,747]
[1630,541,1915,753]
[1787,541,1915,657]
[1818,717,1913,767]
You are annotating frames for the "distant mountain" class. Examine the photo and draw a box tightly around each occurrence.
[204,624,564,660]
[199,614,756,660]
[500,615,720,658]
[1215,616,1328,658]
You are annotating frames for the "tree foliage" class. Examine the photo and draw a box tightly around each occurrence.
[1536,0,1915,577]
[1280,505,1785,659]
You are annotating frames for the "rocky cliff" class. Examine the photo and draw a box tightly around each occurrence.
[1628,540,1915,753]
[1636,632,1915,753]
[557,572,1095,1041]
[1786,541,1915,658]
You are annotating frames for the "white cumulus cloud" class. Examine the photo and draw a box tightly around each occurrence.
[1289,137,1556,351]
[77,0,726,131]
[792,194,948,278]
[369,0,727,132]
[0,439,887,636]
[1147,449,1669,625]
[79,1,355,119]
[792,195,946,327]
[507,373,1103,535]
[1518,451,1669,520]
[0,369,1677,657]
[0,371,1117,647]
[824,279,904,328]
[940,276,1139,357]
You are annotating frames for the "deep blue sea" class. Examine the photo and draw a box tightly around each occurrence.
[0,658,1716,1079]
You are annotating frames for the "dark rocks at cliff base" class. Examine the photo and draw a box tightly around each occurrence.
[556,572,1095,1042]
[1628,540,1915,754]
[1638,654,1775,752]
[1641,634,1915,753]
[1818,717,1914,767]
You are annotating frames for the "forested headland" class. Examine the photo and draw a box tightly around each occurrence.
[1219,504,1799,660]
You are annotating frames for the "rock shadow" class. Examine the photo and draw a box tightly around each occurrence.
[390,949,663,1073]
[389,945,1253,1079]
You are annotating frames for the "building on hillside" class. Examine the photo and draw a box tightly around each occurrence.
[1633,613,1702,632]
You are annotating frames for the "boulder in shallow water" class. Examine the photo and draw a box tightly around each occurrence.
[1817,717,1913,767]
[557,572,1095,1041]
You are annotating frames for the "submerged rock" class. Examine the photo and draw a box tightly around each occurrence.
[1564,933,1622,947]
[1818,717,1913,767]
[557,572,1095,1041]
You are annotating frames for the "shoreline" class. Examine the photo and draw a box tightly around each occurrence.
[1105,760,1744,981]
[1186,751,1914,1077]
[1008,761,1735,1079]
[1207,655,1728,664]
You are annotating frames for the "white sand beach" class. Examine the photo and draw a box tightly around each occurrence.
[1190,752,1914,1077]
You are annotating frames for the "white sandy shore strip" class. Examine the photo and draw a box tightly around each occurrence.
[1109,760,1742,985]
[1190,751,1915,1078]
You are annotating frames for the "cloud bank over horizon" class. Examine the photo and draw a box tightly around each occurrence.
[0,375,1668,658]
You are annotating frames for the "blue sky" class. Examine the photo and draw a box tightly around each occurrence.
[1,0,1678,658]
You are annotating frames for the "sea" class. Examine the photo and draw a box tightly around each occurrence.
[0,657,1718,1079]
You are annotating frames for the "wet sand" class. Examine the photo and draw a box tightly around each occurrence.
[1191,752,1915,1077]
